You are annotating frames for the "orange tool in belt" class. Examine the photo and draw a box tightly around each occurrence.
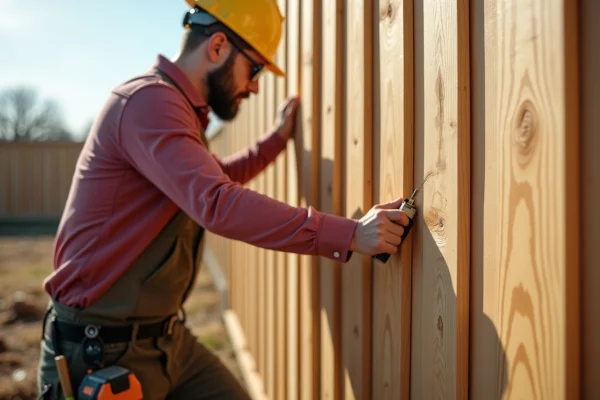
[77,366,143,400]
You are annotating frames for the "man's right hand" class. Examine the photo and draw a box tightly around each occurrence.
[350,198,410,256]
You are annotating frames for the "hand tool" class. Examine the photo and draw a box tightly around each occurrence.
[78,365,143,400]
[373,172,435,264]
[55,355,75,400]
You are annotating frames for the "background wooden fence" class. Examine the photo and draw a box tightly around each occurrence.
[0,141,83,219]
[204,0,599,399]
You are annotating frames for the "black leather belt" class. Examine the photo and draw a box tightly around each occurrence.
[44,311,185,345]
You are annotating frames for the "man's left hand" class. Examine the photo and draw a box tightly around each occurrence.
[274,96,301,141]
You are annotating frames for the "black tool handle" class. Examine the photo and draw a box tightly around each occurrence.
[372,200,416,264]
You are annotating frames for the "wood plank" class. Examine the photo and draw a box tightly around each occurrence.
[257,80,266,382]
[223,310,268,400]
[264,72,277,400]
[563,0,580,398]
[285,1,301,398]
[468,0,498,396]
[299,1,322,398]
[411,0,470,398]
[274,2,289,399]
[470,0,576,398]
[319,0,343,398]
[581,1,600,398]
[371,0,414,399]
[342,0,373,399]
[249,95,258,360]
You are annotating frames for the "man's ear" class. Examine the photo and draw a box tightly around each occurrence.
[206,32,230,64]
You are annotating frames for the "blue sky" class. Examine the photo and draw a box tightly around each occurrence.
[0,0,191,139]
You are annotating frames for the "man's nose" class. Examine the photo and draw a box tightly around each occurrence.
[248,80,259,94]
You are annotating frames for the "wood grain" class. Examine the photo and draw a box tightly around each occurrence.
[372,0,414,399]
[319,0,344,398]
[300,1,322,398]
[475,0,573,397]
[285,1,301,398]
[342,0,373,399]
[257,81,266,383]
[581,2,600,398]
[411,0,470,398]
[264,72,277,400]
[274,2,289,398]
[563,0,580,398]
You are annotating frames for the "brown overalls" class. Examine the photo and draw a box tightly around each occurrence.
[37,74,250,400]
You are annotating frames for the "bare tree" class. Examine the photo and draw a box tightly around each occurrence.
[0,86,73,141]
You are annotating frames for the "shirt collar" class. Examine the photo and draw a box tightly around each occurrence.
[151,54,211,128]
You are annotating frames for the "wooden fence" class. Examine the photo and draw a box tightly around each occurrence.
[0,141,83,219]
[204,0,599,399]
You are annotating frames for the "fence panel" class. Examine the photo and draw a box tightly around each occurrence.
[0,141,83,220]
[203,0,592,399]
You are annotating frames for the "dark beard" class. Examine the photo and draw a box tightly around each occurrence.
[206,53,249,121]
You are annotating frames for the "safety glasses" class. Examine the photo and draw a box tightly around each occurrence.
[228,38,265,82]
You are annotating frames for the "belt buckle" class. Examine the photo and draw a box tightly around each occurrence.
[165,315,178,336]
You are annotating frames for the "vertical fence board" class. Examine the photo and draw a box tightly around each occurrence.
[248,97,257,361]
[275,2,289,399]
[257,79,267,384]
[581,1,600,398]
[371,0,414,399]
[411,0,470,398]
[563,0,580,398]
[299,0,322,398]
[286,1,301,398]
[319,0,344,398]
[470,0,575,398]
[342,0,373,399]
[263,73,277,399]
[468,0,497,397]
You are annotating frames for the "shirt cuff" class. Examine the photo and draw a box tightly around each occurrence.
[257,130,288,161]
[315,213,358,262]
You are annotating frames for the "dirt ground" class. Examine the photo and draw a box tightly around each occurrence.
[0,235,242,400]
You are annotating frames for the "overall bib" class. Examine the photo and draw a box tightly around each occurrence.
[37,74,250,400]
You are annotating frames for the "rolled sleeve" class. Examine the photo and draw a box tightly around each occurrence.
[315,213,358,262]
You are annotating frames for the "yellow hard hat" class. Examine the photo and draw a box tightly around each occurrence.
[184,0,286,77]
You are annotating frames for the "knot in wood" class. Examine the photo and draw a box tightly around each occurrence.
[437,316,444,335]
[353,325,360,337]
[513,100,538,164]
[380,1,397,22]
[425,207,447,243]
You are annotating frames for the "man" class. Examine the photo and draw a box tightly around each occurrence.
[37,1,409,399]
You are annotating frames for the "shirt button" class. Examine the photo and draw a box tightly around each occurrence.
[333,251,340,258]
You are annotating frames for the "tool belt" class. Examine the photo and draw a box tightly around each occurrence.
[44,310,185,345]
[42,306,186,368]
[38,308,184,399]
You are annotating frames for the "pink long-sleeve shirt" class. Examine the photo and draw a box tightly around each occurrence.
[44,55,358,308]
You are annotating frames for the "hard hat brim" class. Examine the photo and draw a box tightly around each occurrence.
[264,60,286,78]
